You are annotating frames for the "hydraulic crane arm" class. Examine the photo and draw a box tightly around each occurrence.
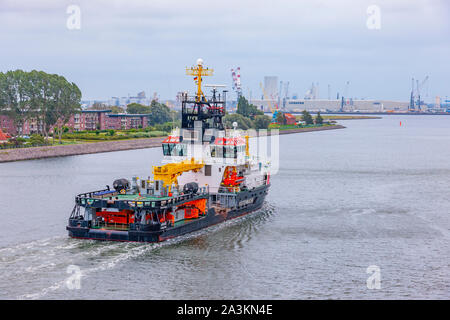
[152,158,204,188]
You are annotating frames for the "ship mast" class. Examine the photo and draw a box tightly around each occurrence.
[182,59,226,131]
[186,58,214,102]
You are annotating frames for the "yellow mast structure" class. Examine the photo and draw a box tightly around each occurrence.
[186,58,214,102]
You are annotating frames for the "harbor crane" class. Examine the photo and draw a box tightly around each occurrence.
[259,82,278,123]
[278,81,283,107]
[282,81,289,109]
[230,67,242,99]
[409,76,429,112]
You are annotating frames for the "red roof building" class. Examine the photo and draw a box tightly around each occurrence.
[284,113,297,125]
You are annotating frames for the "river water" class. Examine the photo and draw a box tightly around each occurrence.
[0,115,449,299]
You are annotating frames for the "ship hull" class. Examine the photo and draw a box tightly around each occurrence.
[67,184,269,243]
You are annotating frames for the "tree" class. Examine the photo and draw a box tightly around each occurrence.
[29,72,81,143]
[253,115,271,129]
[54,77,81,143]
[237,96,263,118]
[88,103,122,113]
[0,70,81,142]
[315,112,323,125]
[276,112,286,125]
[0,73,6,113]
[148,100,172,126]
[0,70,37,136]
[110,106,124,114]
[29,133,46,146]
[127,103,150,114]
[302,110,314,125]
[28,70,57,140]
[223,113,254,130]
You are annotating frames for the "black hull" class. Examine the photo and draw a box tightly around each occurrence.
[67,184,269,243]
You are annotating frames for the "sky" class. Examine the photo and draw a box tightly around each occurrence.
[0,0,449,102]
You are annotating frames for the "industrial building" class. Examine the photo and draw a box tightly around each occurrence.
[250,98,409,113]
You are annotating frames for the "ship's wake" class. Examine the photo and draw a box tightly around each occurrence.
[0,203,274,299]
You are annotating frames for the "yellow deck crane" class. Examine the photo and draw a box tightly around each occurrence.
[259,82,279,123]
[152,158,204,191]
[186,58,214,102]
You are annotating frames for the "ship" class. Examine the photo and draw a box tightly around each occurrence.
[66,59,271,242]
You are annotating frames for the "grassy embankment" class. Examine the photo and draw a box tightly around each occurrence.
[57,129,167,145]
[295,115,381,121]
[270,123,339,131]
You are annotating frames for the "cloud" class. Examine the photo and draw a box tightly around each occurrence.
[0,0,448,100]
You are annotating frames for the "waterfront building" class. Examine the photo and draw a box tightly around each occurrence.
[284,113,297,125]
[0,114,42,136]
[1,109,153,136]
[66,110,150,131]
[107,114,150,130]
[250,98,409,113]
[0,115,17,135]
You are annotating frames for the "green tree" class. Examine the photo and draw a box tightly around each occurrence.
[46,73,81,143]
[0,70,37,136]
[0,70,81,142]
[223,113,254,130]
[110,106,124,114]
[29,133,46,146]
[315,112,323,125]
[148,100,172,126]
[88,103,123,113]
[237,96,263,118]
[30,71,56,139]
[253,114,271,129]
[302,110,314,125]
[127,103,150,114]
[0,73,6,114]
[276,112,286,125]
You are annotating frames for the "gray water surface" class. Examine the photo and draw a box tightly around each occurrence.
[0,115,449,299]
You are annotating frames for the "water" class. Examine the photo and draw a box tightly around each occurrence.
[0,115,449,299]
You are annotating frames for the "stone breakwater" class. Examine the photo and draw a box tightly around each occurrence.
[0,125,345,163]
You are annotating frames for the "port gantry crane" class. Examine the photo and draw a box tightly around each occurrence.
[409,76,429,112]
[231,67,242,100]
[259,82,278,123]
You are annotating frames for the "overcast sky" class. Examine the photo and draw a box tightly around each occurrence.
[0,0,449,102]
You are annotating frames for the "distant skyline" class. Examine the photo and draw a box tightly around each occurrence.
[1,0,449,102]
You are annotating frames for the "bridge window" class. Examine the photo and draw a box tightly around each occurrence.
[163,143,186,156]
[211,145,243,158]
[224,146,238,158]
[210,146,223,158]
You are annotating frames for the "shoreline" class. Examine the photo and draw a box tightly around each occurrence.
[276,124,345,135]
[0,125,345,163]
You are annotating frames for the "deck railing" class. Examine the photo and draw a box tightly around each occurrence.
[91,220,129,231]
[75,190,209,209]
